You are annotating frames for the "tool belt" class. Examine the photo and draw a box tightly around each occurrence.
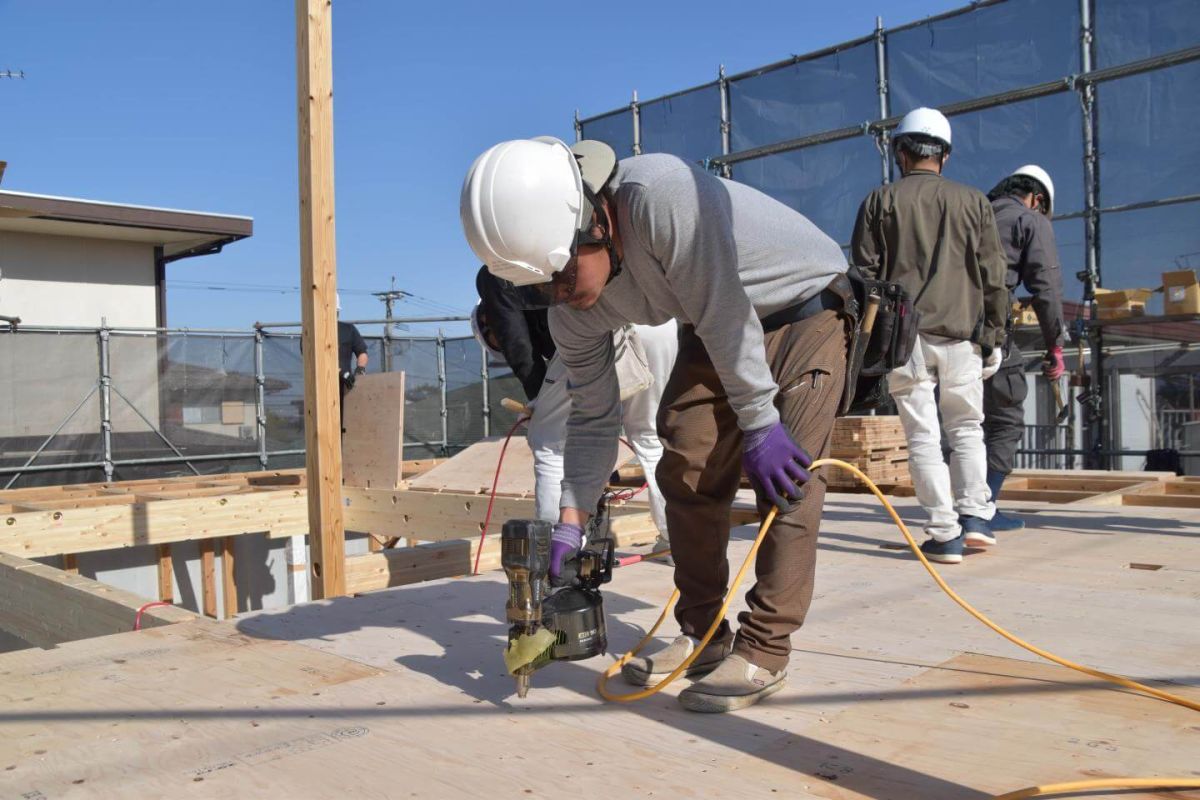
[842,265,921,415]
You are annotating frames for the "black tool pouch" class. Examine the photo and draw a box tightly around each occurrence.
[841,266,920,415]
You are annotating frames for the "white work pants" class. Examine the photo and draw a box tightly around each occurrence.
[888,334,995,542]
[526,321,679,542]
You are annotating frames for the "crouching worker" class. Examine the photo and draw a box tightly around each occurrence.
[461,137,853,712]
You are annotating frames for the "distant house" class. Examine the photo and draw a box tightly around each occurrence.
[0,189,253,485]
[0,190,251,327]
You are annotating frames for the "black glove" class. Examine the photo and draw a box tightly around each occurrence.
[341,369,355,389]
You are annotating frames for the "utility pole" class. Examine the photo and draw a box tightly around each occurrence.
[373,278,410,373]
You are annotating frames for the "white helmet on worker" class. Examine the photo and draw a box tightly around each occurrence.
[1010,164,1055,216]
[460,137,617,287]
[893,107,952,155]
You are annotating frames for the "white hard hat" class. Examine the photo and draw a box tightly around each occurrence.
[461,137,584,287]
[470,301,504,361]
[1010,164,1055,216]
[894,107,952,151]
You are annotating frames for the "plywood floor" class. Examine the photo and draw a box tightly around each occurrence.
[2,494,1198,799]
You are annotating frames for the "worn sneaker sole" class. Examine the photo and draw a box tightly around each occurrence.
[677,676,787,713]
[921,551,963,564]
[963,531,997,547]
[620,658,723,688]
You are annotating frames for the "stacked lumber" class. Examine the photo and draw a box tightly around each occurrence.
[826,416,910,490]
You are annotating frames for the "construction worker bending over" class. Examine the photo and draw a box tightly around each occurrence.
[984,166,1066,531]
[851,107,1007,565]
[462,137,852,712]
[472,267,677,553]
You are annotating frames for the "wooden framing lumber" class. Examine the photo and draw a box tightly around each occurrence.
[157,544,174,602]
[296,0,345,600]
[200,540,217,618]
[0,489,309,559]
[0,551,195,648]
[221,537,237,618]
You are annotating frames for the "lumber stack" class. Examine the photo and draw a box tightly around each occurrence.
[826,416,910,490]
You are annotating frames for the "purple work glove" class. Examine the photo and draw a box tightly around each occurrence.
[742,421,812,511]
[549,522,584,588]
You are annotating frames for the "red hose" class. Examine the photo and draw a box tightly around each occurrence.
[133,601,174,631]
[472,417,527,575]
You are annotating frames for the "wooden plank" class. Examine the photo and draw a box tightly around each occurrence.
[135,486,255,501]
[1022,476,1144,492]
[994,489,1099,503]
[8,494,140,511]
[342,371,406,489]
[0,551,195,648]
[62,553,78,574]
[221,537,237,619]
[1069,480,1164,506]
[297,0,345,601]
[1164,480,1200,495]
[0,488,309,559]
[157,544,173,603]
[1122,492,1200,509]
[345,538,500,593]
[199,540,217,619]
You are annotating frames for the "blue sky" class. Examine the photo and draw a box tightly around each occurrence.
[1,0,960,335]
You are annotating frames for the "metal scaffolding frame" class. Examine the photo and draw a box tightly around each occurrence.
[0,315,513,488]
[577,0,1200,469]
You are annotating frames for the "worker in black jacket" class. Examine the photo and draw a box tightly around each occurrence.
[474,266,556,401]
[985,165,1066,532]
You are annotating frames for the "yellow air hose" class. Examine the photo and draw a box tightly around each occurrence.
[596,457,1200,798]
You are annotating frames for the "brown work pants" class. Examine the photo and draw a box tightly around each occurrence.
[655,309,848,673]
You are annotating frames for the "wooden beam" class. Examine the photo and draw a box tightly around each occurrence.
[296,0,345,600]
[62,553,78,575]
[199,540,217,618]
[0,552,195,648]
[0,489,309,559]
[157,544,173,603]
[221,538,237,619]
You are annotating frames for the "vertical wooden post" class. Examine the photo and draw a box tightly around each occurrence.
[296,0,346,599]
[220,538,237,618]
[157,544,174,603]
[199,540,217,618]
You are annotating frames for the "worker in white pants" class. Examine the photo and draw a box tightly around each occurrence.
[888,334,995,550]
[526,320,678,549]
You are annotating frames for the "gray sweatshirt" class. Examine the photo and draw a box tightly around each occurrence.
[549,154,848,512]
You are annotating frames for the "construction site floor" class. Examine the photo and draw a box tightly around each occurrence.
[2,493,1199,799]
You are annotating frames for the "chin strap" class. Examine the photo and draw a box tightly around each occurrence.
[580,183,622,284]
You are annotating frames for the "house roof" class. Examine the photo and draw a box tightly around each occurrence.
[0,190,252,261]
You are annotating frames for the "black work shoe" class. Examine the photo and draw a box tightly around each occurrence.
[677,654,786,713]
[620,635,731,687]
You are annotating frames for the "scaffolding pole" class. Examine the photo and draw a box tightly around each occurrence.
[436,330,449,455]
[98,325,114,482]
[718,65,731,178]
[1079,0,1106,469]
[254,328,269,469]
[630,89,641,156]
[479,340,491,439]
[873,15,891,184]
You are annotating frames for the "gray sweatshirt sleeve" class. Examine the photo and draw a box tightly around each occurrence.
[1021,214,1067,349]
[548,309,621,514]
[624,181,780,432]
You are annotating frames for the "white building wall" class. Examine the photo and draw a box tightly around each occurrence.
[0,230,157,327]
[0,231,160,439]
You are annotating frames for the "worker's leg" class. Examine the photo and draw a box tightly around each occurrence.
[983,365,1028,477]
[731,310,847,673]
[983,363,1028,531]
[655,326,743,650]
[889,336,959,542]
[621,321,679,542]
[525,356,571,522]
[932,337,994,522]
